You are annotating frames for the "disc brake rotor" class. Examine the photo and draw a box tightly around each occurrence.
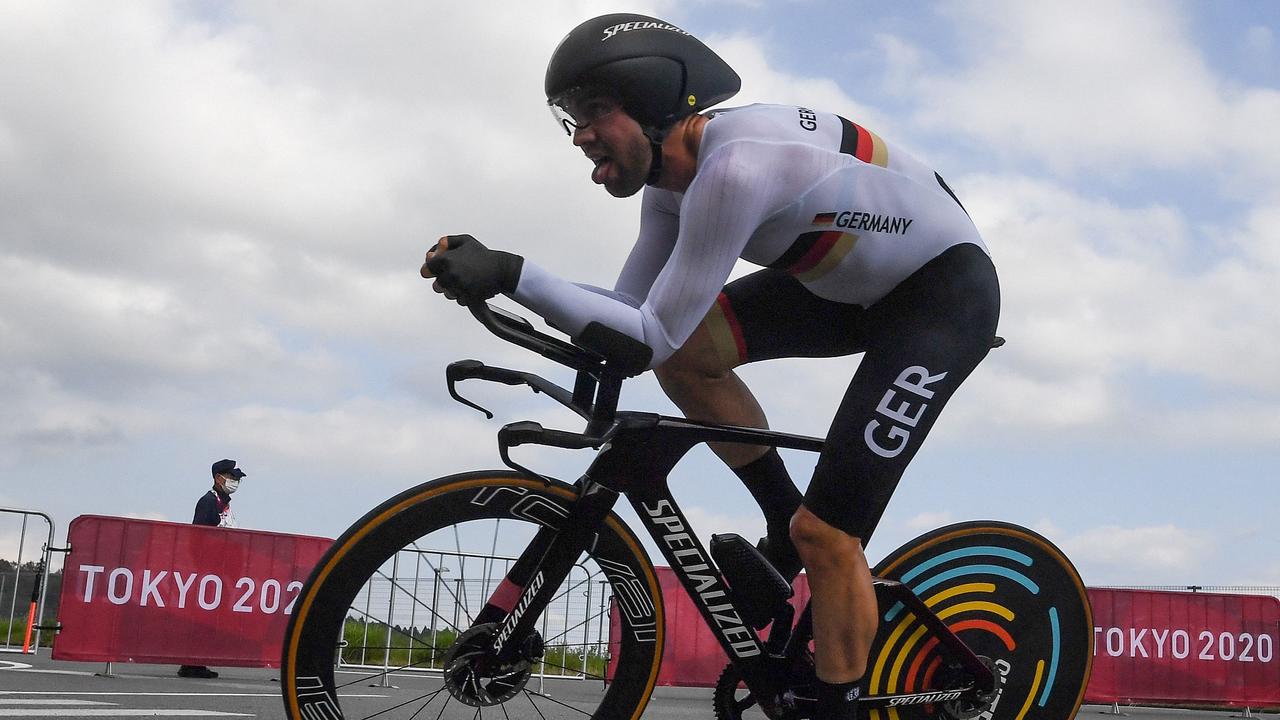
[442,623,539,707]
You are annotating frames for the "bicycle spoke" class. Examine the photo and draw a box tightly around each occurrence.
[374,567,466,635]
[432,695,450,720]
[535,654,609,682]
[538,663,604,682]
[525,692,550,720]
[480,537,496,611]
[336,607,458,677]
[334,654,444,690]
[541,572,592,613]
[425,569,473,629]
[457,554,474,624]
[406,698,434,720]
[539,605,604,646]
[523,687,592,717]
[358,686,447,720]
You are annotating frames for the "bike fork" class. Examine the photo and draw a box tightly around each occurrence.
[472,476,621,660]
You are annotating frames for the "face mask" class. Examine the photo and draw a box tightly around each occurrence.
[223,477,241,494]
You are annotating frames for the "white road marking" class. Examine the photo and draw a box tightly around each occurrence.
[0,692,385,698]
[6,668,98,676]
[0,700,114,705]
[0,707,252,712]
[0,662,31,671]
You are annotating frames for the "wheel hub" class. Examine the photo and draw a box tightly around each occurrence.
[442,623,540,707]
[939,656,1002,720]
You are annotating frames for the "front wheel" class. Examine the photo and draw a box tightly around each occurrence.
[866,521,1094,720]
[280,471,665,720]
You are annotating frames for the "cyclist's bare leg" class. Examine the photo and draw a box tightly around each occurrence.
[654,322,770,467]
[790,505,877,682]
[658,324,805,579]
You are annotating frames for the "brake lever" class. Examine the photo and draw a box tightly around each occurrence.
[446,360,505,419]
[497,421,606,485]
[446,359,590,420]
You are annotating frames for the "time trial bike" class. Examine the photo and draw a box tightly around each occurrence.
[280,303,1092,719]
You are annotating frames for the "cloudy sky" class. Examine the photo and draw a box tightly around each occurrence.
[1,0,1277,589]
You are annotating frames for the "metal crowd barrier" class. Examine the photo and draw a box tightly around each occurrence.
[337,547,613,689]
[0,507,56,654]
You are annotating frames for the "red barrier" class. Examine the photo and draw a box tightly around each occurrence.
[1086,588,1280,708]
[628,571,1280,709]
[53,515,332,668]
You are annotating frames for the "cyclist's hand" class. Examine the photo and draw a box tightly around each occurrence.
[421,234,523,307]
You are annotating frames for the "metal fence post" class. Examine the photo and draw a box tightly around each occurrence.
[374,554,398,689]
[4,515,27,648]
[1,508,56,654]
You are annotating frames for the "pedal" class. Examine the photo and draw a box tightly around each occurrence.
[757,534,803,582]
[710,533,794,630]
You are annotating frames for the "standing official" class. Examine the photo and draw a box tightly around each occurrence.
[178,458,247,679]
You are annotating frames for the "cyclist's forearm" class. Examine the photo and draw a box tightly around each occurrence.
[512,260,677,366]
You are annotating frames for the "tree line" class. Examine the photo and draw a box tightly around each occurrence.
[0,559,62,627]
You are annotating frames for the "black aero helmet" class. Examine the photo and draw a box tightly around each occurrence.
[545,13,741,139]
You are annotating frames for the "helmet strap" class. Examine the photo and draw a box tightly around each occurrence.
[645,134,665,186]
[645,139,664,185]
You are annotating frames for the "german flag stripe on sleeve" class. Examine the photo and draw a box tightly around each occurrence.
[837,116,888,168]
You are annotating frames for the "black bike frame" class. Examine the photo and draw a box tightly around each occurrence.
[455,304,996,707]
[477,410,995,705]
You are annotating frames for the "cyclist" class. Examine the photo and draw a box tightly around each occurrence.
[421,13,999,719]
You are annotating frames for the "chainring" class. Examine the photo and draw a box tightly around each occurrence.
[713,661,812,720]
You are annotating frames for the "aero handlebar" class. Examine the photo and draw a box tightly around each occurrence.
[449,302,652,443]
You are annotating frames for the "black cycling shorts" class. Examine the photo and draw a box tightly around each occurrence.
[706,242,1000,543]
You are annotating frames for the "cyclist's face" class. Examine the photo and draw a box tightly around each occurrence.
[566,96,651,198]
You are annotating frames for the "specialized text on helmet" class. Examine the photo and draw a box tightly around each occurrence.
[601,21,690,41]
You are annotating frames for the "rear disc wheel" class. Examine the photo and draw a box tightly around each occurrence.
[865,521,1093,720]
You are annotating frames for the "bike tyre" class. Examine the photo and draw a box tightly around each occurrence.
[280,471,665,720]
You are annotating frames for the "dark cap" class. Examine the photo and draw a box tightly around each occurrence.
[211,458,247,479]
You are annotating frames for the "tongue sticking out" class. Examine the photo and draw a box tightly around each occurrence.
[591,158,612,185]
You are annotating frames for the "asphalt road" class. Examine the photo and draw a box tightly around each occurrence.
[1,649,1273,719]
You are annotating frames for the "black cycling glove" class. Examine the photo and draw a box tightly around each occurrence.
[426,234,524,307]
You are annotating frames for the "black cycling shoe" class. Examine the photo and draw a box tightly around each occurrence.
[757,534,803,581]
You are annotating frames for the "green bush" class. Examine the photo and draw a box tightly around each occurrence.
[340,619,458,670]
[337,618,609,677]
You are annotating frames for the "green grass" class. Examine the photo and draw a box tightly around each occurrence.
[339,619,609,677]
[0,616,35,646]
